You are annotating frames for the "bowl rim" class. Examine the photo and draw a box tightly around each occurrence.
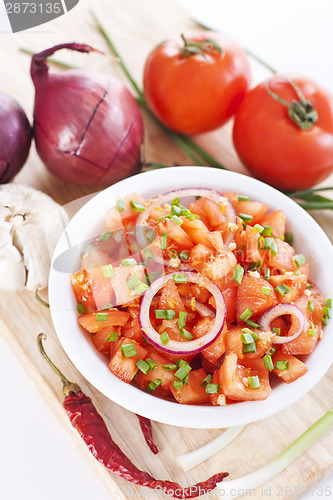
[49,166,333,429]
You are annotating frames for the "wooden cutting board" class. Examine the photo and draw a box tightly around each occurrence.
[1,0,333,498]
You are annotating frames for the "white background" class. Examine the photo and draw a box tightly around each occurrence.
[1,0,333,499]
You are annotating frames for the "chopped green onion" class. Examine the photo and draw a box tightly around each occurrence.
[106,331,119,342]
[261,225,273,236]
[160,332,170,345]
[173,273,187,284]
[146,379,162,393]
[162,364,177,371]
[178,311,188,329]
[306,283,313,290]
[130,200,145,212]
[264,268,271,280]
[276,283,292,295]
[205,383,220,394]
[115,199,126,212]
[258,236,265,250]
[146,229,156,243]
[263,354,274,371]
[238,195,250,202]
[261,286,271,296]
[239,213,253,223]
[171,215,183,225]
[322,317,329,326]
[307,300,314,312]
[241,332,255,344]
[250,331,259,341]
[254,223,264,233]
[246,319,261,329]
[293,270,301,275]
[249,260,263,271]
[101,302,113,310]
[186,213,200,221]
[155,309,176,320]
[179,250,189,261]
[173,380,183,390]
[267,346,277,357]
[174,362,192,381]
[180,208,191,216]
[143,247,154,261]
[77,302,85,314]
[275,360,289,370]
[134,282,149,295]
[183,372,190,385]
[171,204,182,216]
[272,327,281,336]
[170,249,178,259]
[120,258,137,266]
[233,264,244,285]
[264,237,277,255]
[323,307,331,319]
[96,312,108,321]
[243,342,256,354]
[248,375,260,389]
[127,274,142,290]
[236,244,246,256]
[180,328,193,340]
[161,232,167,250]
[99,230,112,241]
[326,298,332,309]
[201,374,213,387]
[285,232,294,246]
[145,358,158,371]
[294,254,306,267]
[120,343,137,358]
[136,359,150,374]
[103,264,114,278]
[239,308,253,322]
[308,328,316,337]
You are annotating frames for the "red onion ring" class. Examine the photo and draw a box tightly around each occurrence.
[139,272,226,355]
[135,188,237,266]
[259,303,306,344]
[181,296,216,318]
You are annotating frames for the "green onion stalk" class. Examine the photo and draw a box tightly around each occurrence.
[217,408,333,498]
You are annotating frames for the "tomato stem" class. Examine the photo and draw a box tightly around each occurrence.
[180,34,222,58]
[266,78,318,130]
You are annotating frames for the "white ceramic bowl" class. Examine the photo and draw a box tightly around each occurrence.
[49,167,333,428]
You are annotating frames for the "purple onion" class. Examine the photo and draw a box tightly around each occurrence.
[0,92,32,183]
[31,43,143,186]
[259,303,306,344]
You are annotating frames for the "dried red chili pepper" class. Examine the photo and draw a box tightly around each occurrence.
[136,414,158,454]
[37,333,228,498]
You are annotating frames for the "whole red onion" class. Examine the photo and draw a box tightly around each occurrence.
[31,43,143,186]
[0,92,32,183]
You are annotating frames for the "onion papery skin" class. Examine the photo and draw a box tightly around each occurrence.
[139,272,226,355]
[259,303,306,344]
[31,43,143,186]
[0,92,32,183]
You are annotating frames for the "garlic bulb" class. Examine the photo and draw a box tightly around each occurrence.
[0,184,67,292]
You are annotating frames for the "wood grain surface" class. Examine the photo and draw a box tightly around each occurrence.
[1,0,333,499]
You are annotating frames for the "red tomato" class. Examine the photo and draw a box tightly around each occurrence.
[233,74,333,190]
[143,32,251,134]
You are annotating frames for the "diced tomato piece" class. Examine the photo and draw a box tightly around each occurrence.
[78,309,130,333]
[177,282,211,303]
[272,352,308,383]
[189,197,227,232]
[159,278,185,315]
[245,225,261,263]
[220,353,271,401]
[189,244,215,265]
[158,318,187,342]
[91,327,122,355]
[264,239,294,272]
[259,210,286,238]
[108,338,148,384]
[122,317,143,344]
[194,252,237,281]
[156,218,193,249]
[81,247,113,271]
[269,264,309,303]
[70,271,96,312]
[135,347,176,396]
[236,273,277,320]
[210,370,226,406]
[104,193,146,231]
[192,318,227,363]
[239,357,266,371]
[223,192,268,224]
[170,369,211,405]
[225,325,273,360]
[180,217,213,248]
